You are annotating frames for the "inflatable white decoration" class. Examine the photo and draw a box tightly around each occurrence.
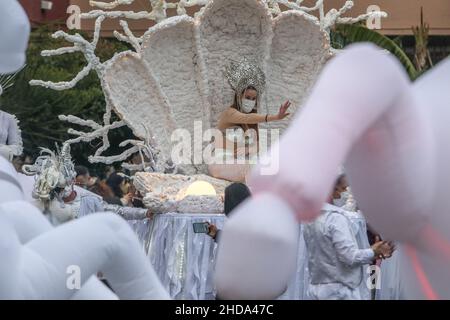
[216,43,450,300]
[0,0,30,74]
[0,156,169,300]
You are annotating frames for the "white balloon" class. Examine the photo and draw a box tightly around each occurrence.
[217,43,450,299]
[215,193,299,299]
[0,0,30,74]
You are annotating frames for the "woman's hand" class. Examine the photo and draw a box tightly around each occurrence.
[277,100,291,120]
[207,223,218,239]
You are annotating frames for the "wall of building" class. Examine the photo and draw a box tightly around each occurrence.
[323,0,450,35]
[19,0,70,25]
[69,0,450,36]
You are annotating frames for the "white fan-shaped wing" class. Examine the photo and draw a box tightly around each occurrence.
[262,11,330,133]
[104,52,176,161]
[141,16,209,142]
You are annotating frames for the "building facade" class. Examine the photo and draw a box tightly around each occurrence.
[66,0,450,36]
[17,0,450,63]
[19,0,70,26]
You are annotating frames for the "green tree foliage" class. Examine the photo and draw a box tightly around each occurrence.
[331,24,418,80]
[0,25,134,173]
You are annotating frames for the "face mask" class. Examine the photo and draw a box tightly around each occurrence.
[333,197,346,207]
[333,190,349,207]
[61,185,73,199]
[241,98,256,113]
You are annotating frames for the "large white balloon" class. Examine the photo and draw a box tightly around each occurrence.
[0,0,30,74]
[215,193,298,299]
[216,43,450,299]
[0,160,169,299]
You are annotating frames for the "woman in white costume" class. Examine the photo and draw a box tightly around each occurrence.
[22,143,151,225]
[207,58,290,182]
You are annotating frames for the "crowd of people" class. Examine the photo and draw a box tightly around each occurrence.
[74,165,140,208]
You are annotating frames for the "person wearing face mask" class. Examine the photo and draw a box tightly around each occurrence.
[302,175,396,300]
[329,174,374,299]
[23,144,153,226]
[332,174,348,207]
[208,58,291,182]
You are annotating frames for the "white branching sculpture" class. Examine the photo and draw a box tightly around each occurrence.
[30,0,386,172]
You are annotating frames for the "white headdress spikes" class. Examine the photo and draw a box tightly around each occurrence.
[23,143,76,200]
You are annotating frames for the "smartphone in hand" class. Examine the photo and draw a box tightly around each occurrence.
[193,222,209,234]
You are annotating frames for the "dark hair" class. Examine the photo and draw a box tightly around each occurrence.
[224,183,251,215]
[335,174,347,189]
[106,172,125,198]
[75,165,89,178]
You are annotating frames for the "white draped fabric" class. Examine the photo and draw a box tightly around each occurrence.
[376,248,402,300]
[277,224,309,300]
[129,213,225,300]
[128,210,373,300]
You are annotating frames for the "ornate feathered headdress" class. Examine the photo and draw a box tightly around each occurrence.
[22,143,76,200]
[225,57,266,109]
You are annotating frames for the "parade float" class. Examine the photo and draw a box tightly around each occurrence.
[31,0,385,299]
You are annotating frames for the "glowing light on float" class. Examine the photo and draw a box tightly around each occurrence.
[184,181,217,197]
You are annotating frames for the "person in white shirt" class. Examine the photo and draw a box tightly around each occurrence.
[0,110,23,161]
[303,175,394,300]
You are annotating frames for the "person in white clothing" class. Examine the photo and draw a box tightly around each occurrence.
[303,176,394,300]
[0,0,28,161]
[22,143,152,225]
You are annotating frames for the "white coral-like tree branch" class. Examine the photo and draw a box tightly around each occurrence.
[30,15,128,165]
[113,20,143,52]
[30,0,386,170]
